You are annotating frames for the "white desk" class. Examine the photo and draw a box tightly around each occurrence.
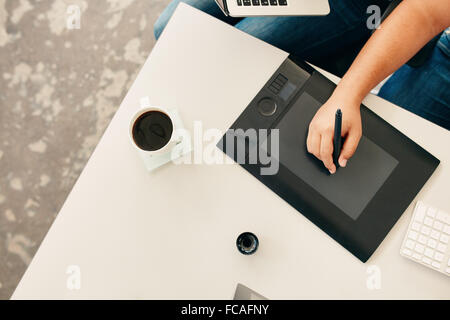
[12,4,450,299]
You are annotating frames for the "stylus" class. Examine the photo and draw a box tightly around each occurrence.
[333,109,342,168]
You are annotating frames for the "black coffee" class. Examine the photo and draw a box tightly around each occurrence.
[132,111,173,151]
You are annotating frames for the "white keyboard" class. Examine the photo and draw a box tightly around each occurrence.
[400,201,450,276]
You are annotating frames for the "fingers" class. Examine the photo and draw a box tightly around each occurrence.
[306,129,321,160]
[320,131,336,174]
[338,129,362,167]
[307,128,336,174]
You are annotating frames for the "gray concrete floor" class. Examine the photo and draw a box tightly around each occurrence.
[0,0,171,299]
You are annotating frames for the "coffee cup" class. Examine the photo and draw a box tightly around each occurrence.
[129,106,181,156]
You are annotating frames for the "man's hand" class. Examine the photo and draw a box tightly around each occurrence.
[305,0,450,174]
[306,91,362,174]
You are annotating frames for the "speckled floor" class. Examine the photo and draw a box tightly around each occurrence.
[0,0,170,299]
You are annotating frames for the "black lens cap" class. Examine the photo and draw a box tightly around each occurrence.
[236,232,259,255]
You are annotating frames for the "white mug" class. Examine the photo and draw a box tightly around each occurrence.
[129,106,182,156]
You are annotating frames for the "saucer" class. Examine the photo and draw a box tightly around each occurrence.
[137,109,192,172]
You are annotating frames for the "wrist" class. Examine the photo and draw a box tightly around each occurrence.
[331,82,365,109]
[333,73,372,106]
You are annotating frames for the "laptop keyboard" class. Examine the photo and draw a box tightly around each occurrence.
[238,0,288,6]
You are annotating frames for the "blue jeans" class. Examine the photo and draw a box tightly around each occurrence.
[154,0,450,130]
[378,31,450,130]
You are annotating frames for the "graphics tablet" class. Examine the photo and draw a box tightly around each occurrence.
[217,57,440,262]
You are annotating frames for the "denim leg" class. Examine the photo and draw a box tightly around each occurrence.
[154,0,242,39]
[233,0,387,61]
[378,31,450,130]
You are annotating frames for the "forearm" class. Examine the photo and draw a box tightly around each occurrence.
[334,0,450,105]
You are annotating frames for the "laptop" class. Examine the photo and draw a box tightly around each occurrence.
[214,0,330,17]
[217,57,439,262]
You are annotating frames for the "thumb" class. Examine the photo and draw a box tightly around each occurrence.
[338,129,361,167]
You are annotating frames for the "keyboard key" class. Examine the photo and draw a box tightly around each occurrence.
[415,202,426,222]
[445,215,450,225]
[414,243,425,253]
[443,225,450,235]
[433,220,443,231]
[421,226,431,235]
[422,257,432,265]
[418,235,427,244]
[269,0,278,5]
[440,234,449,244]
[432,261,441,269]
[437,243,447,253]
[424,248,434,258]
[424,217,433,227]
[427,238,437,249]
[402,249,412,256]
[426,207,437,218]
[434,252,444,262]
[408,231,418,240]
[405,239,415,249]
[436,210,447,223]
[412,222,421,231]
[430,230,440,240]
[252,0,260,5]
[412,253,422,260]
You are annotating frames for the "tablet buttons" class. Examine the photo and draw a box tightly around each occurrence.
[257,97,277,116]
[269,73,288,94]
